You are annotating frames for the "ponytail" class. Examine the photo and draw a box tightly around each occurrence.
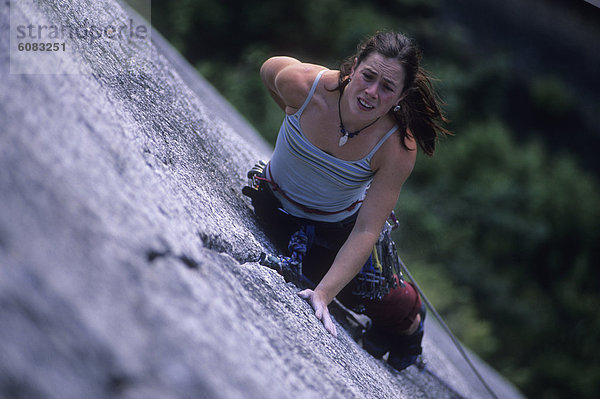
[394,68,451,156]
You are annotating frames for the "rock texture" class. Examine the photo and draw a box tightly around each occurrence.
[0,1,524,398]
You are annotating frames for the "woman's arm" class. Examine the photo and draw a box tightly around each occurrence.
[260,57,327,114]
[298,137,416,336]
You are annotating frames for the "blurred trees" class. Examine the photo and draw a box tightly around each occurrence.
[150,0,600,397]
[400,121,600,395]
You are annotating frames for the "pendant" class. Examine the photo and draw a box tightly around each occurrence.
[338,133,348,147]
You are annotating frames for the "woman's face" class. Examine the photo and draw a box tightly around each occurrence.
[347,53,406,120]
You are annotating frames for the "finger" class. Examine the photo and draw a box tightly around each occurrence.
[322,311,337,338]
[327,323,337,338]
[297,289,312,299]
[323,313,336,337]
[314,305,323,321]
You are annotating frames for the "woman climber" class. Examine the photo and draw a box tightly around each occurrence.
[244,31,450,371]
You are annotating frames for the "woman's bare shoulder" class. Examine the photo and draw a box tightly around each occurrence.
[271,61,329,110]
[372,129,417,179]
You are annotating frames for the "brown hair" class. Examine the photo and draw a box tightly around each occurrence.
[337,31,451,156]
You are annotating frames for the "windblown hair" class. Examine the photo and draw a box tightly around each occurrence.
[337,31,451,156]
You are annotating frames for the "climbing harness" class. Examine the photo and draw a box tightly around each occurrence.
[249,161,363,216]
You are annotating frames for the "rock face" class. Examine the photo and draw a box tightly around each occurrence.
[0,1,523,398]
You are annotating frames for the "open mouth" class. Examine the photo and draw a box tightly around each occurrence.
[358,97,374,110]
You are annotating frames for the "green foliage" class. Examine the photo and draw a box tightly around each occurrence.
[530,76,575,118]
[150,1,600,397]
[398,121,600,397]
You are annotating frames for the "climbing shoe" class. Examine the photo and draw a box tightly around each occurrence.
[362,326,391,360]
[387,304,426,371]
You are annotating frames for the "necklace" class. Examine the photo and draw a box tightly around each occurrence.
[337,93,380,147]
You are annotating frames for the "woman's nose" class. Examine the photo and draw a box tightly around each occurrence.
[364,82,378,99]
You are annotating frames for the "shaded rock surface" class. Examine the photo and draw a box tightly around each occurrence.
[0,1,524,398]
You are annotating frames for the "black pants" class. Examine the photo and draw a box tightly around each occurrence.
[250,184,356,284]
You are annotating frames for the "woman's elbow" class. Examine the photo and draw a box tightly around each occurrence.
[262,57,300,78]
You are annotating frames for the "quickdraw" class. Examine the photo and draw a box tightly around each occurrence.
[352,217,404,301]
[259,224,315,283]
